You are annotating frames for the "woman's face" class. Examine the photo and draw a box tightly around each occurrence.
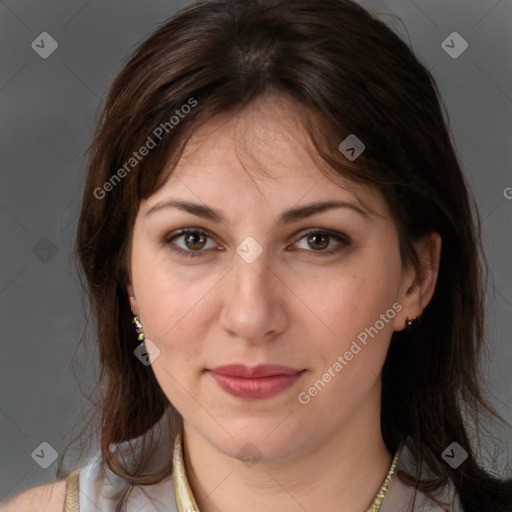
[128,95,422,462]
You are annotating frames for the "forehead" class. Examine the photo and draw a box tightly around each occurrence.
[149,94,388,219]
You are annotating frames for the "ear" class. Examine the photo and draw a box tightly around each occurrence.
[393,231,442,332]
[126,283,140,316]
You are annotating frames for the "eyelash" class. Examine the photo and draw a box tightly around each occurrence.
[163,227,352,258]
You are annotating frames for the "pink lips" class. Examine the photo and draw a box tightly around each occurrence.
[207,364,306,400]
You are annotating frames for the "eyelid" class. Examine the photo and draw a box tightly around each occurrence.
[292,228,352,246]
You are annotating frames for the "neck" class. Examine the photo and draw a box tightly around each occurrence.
[181,388,392,512]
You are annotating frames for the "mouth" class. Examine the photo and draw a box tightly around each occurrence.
[207,364,307,400]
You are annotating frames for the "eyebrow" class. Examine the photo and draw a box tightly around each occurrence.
[146,198,376,225]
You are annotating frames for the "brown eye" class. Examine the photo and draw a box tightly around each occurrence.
[164,228,217,258]
[184,231,207,250]
[293,229,351,255]
[307,233,330,251]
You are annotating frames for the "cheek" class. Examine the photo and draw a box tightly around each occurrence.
[306,270,398,340]
[137,269,208,406]
[296,272,399,415]
[131,239,209,341]
[298,254,401,376]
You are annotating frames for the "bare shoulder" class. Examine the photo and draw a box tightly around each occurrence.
[0,479,67,512]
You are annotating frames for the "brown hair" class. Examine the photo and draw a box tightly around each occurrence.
[63,0,512,510]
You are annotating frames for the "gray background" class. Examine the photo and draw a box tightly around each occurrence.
[1,0,511,500]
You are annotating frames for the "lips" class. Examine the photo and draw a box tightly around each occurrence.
[207,364,306,400]
[209,364,303,378]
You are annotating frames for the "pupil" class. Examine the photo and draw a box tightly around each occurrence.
[309,234,328,250]
[186,232,205,250]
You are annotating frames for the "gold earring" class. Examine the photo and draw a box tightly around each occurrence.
[405,316,417,329]
[132,316,145,342]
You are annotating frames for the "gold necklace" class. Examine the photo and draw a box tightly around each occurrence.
[173,431,399,512]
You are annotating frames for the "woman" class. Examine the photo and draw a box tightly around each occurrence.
[2,0,511,511]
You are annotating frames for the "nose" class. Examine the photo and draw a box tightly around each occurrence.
[218,249,288,344]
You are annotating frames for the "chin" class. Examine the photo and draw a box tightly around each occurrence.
[214,420,306,464]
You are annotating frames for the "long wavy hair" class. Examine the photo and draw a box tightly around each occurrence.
[61,1,512,511]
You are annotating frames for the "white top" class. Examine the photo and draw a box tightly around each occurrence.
[79,451,176,512]
[74,438,463,512]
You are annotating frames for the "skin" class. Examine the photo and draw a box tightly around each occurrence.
[127,94,441,512]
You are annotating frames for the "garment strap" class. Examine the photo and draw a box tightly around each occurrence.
[64,469,80,512]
